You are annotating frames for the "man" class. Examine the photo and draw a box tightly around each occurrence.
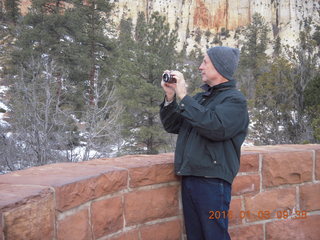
[159,46,249,240]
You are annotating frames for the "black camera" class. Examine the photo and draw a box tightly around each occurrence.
[162,73,176,83]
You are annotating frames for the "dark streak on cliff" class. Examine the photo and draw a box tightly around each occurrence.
[226,0,229,30]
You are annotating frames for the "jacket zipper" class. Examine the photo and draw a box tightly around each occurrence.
[177,89,231,174]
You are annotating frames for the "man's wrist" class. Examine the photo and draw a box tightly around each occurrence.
[164,95,175,107]
[165,95,175,102]
[177,93,187,100]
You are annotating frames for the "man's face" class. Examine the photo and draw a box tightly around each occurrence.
[199,54,227,86]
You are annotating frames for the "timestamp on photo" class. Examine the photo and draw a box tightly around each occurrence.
[208,210,308,220]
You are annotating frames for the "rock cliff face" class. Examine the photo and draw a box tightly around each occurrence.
[17,0,320,51]
[111,0,319,50]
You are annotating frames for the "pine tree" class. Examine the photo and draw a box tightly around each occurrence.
[291,19,318,108]
[312,25,320,47]
[282,18,319,142]
[236,13,270,99]
[5,0,76,166]
[304,75,320,142]
[68,0,121,161]
[4,0,119,168]
[116,12,179,154]
[251,18,320,145]
[273,36,281,57]
[3,0,20,24]
[178,45,203,96]
[0,0,20,80]
[67,0,116,107]
[252,57,296,144]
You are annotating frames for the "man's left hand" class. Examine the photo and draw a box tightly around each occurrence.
[171,71,188,100]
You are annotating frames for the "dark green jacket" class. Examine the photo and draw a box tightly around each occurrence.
[160,80,249,184]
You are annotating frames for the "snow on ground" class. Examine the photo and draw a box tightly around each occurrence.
[0,85,9,94]
[243,140,254,147]
[0,100,8,111]
[0,118,10,128]
[0,85,10,127]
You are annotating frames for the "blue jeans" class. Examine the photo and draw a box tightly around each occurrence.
[181,176,232,240]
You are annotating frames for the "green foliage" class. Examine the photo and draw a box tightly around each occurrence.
[237,13,270,99]
[313,25,320,46]
[3,0,20,23]
[2,2,319,167]
[289,20,319,92]
[178,46,203,96]
[246,16,320,145]
[11,0,116,112]
[240,13,270,66]
[0,0,20,73]
[2,0,119,168]
[66,0,116,108]
[283,19,319,143]
[252,58,296,144]
[211,34,222,45]
[304,75,320,107]
[304,75,320,142]
[205,29,211,38]
[194,28,202,43]
[116,12,179,154]
[273,36,281,56]
[220,27,230,38]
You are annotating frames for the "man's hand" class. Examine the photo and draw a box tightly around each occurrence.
[171,71,187,100]
[161,75,175,102]
[161,70,188,101]
[161,70,175,101]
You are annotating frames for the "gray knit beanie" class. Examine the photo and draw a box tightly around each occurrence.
[207,46,240,81]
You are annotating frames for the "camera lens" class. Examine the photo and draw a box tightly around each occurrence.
[162,73,176,83]
[162,73,170,82]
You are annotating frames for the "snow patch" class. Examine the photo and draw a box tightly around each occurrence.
[0,86,9,94]
[0,101,8,111]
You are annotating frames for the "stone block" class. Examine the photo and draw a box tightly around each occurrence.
[108,230,140,240]
[0,163,128,211]
[2,191,54,240]
[229,198,242,226]
[266,215,320,239]
[316,149,320,180]
[242,144,319,153]
[0,213,3,240]
[57,208,91,240]
[239,153,259,172]
[124,186,179,226]
[232,174,260,196]
[0,184,53,240]
[90,154,174,170]
[262,151,313,188]
[91,196,123,239]
[0,184,52,211]
[229,224,263,240]
[129,163,178,188]
[300,183,320,211]
[89,154,178,188]
[140,219,182,240]
[244,187,296,222]
[55,169,128,211]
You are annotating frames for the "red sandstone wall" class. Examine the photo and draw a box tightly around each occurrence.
[0,145,320,240]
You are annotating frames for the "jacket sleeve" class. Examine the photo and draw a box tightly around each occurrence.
[159,97,183,134]
[178,94,248,141]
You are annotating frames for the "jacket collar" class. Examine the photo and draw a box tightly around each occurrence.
[201,80,236,96]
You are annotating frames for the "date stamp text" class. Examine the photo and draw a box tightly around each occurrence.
[208,210,308,220]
